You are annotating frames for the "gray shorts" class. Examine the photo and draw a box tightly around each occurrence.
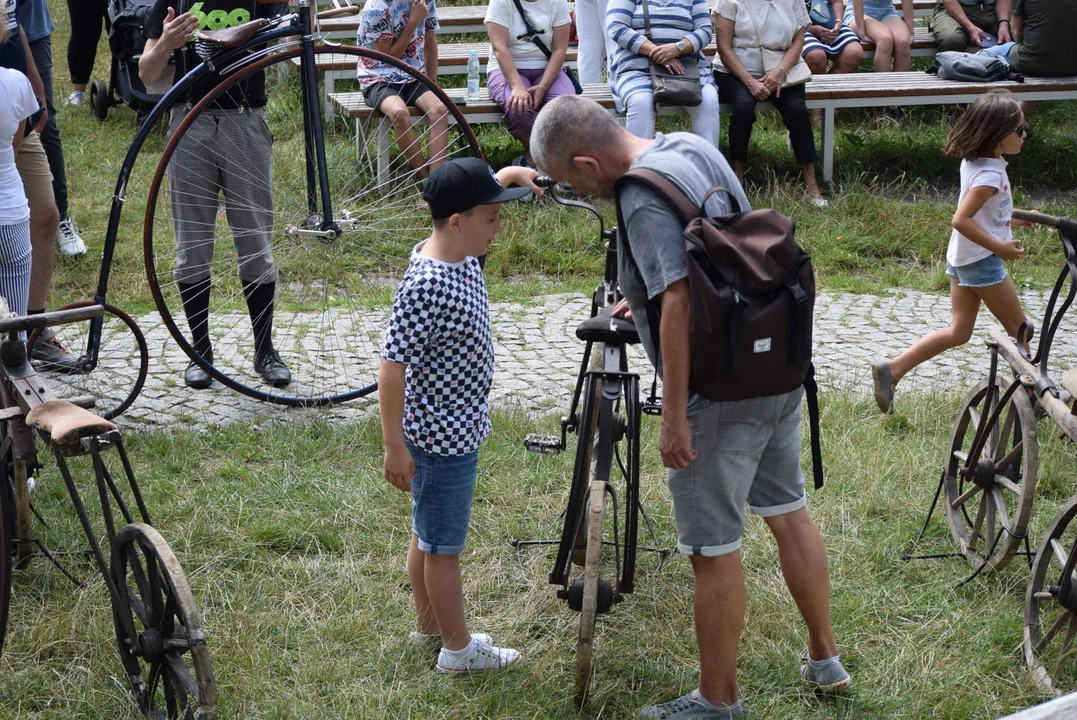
[668,388,807,557]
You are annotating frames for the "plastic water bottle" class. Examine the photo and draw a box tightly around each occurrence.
[467,50,481,102]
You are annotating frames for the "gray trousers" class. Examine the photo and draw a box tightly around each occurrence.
[166,106,278,286]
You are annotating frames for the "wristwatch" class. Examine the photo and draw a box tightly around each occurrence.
[676,40,687,53]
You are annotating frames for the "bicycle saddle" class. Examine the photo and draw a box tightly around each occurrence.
[196,18,270,48]
[25,401,117,446]
[575,306,641,346]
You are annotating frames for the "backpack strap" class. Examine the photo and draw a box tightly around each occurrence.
[618,168,706,223]
[803,362,824,490]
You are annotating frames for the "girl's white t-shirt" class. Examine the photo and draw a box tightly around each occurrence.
[946,157,1013,268]
[0,68,37,226]
[484,0,571,73]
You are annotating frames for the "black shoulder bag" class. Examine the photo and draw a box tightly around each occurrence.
[507,0,583,94]
[640,0,703,106]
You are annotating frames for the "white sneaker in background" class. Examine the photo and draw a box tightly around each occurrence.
[67,91,85,106]
[435,636,521,674]
[56,217,87,258]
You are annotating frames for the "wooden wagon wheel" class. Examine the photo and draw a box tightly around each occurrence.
[1025,495,1077,694]
[944,378,1038,571]
[111,523,216,720]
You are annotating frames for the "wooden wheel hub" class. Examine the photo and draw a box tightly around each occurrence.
[138,628,165,664]
[973,456,999,490]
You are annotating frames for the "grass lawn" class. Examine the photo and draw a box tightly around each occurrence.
[3,1,1077,718]
[4,395,1077,718]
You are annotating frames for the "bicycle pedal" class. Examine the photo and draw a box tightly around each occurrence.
[524,433,561,455]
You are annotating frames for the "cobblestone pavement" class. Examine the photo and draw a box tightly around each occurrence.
[65,288,1077,431]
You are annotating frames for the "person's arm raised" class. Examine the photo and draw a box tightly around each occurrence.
[372,0,428,59]
[139,8,199,85]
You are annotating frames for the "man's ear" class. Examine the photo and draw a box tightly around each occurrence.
[571,154,601,177]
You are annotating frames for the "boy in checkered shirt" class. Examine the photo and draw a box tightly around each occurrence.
[379,158,540,673]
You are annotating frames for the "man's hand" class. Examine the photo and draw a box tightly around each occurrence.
[161,8,200,50]
[997,24,1012,44]
[611,298,633,321]
[384,443,415,491]
[33,103,47,133]
[509,84,532,114]
[968,25,987,47]
[659,417,696,469]
[527,83,547,108]
[410,0,429,25]
[996,238,1025,261]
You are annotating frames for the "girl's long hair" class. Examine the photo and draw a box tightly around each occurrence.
[0,20,8,46]
[943,91,1022,161]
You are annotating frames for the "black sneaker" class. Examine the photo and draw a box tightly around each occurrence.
[29,328,81,373]
[255,348,291,387]
[184,348,213,389]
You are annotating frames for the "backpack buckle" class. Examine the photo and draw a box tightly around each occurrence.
[789,281,809,306]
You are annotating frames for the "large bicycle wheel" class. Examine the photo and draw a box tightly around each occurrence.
[0,450,11,657]
[144,45,482,406]
[1024,494,1077,694]
[27,302,149,421]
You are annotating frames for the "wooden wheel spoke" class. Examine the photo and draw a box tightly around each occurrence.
[126,585,150,627]
[985,492,998,551]
[1052,538,1070,568]
[953,450,969,464]
[995,405,1018,463]
[997,442,1024,473]
[969,495,989,549]
[1053,613,1077,679]
[125,545,154,624]
[147,660,164,703]
[145,548,166,627]
[951,483,982,509]
[163,652,201,701]
[992,487,1011,533]
[969,406,982,431]
[1035,611,1071,654]
[996,474,1022,495]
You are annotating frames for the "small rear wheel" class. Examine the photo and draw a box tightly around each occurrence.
[0,455,12,657]
[1024,495,1077,693]
[112,523,216,719]
[90,80,109,121]
[27,302,149,420]
[575,470,608,706]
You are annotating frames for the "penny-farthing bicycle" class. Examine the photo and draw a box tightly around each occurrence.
[29,0,483,415]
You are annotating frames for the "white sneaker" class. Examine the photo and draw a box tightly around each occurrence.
[56,217,87,258]
[408,631,491,646]
[67,91,85,106]
[435,636,521,674]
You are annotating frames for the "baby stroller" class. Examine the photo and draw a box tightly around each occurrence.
[89,0,172,122]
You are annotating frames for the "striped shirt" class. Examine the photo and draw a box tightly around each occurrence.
[607,0,714,107]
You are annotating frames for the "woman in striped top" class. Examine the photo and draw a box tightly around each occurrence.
[606,0,719,147]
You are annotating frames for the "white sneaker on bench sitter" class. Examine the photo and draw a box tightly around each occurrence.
[435,636,521,674]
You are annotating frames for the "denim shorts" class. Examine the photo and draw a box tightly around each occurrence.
[844,1,901,24]
[946,254,1008,288]
[666,388,807,557]
[406,439,478,555]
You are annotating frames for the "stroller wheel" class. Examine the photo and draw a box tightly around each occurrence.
[90,80,109,120]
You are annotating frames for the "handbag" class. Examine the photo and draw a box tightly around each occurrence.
[743,0,813,88]
[808,0,837,30]
[641,0,703,106]
[509,0,583,94]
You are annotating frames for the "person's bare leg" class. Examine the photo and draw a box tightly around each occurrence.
[379,95,428,176]
[975,275,1027,338]
[882,16,912,72]
[408,534,438,635]
[763,508,838,661]
[691,553,745,707]
[858,16,894,72]
[425,553,470,651]
[28,203,60,311]
[71,83,87,93]
[731,160,744,183]
[415,92,449,170]
[832,43,864,74]
[889,278,980,380]
[801,163,823,201]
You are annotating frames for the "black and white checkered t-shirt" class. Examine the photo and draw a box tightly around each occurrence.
[382,243,494,455]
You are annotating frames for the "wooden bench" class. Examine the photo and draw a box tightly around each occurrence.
[306,26,948,111]
[329,73,1077,184]
[315,0,938,39]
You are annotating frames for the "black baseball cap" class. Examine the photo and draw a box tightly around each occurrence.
[422,158,532,220]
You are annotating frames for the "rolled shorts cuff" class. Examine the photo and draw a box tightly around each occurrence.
[677,538,742,557]
[749,494,806,518]
[413,533,465,556]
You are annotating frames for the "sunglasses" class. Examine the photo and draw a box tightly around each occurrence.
[1012,122,1030,138]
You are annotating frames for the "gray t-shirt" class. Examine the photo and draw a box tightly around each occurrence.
[616,132,750,413]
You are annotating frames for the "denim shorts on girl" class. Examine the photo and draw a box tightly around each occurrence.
[844,0,901,24]
[405,439,479,555]
[946,254,1008,288]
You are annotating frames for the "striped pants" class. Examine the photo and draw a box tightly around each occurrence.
[0,221,31,318]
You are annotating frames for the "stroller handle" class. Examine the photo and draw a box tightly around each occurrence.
[1013,210,1077,233]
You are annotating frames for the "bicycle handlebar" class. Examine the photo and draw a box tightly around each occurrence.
[1013,210,1077,232]
[0,304,104,335]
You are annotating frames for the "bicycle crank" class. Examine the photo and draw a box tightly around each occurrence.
[563,578,615,614]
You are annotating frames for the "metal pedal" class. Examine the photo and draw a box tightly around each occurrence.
[524,433,562,455]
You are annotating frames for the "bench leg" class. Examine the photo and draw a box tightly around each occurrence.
[822,106,835,183]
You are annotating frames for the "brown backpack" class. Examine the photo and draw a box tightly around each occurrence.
[615,168,824,488]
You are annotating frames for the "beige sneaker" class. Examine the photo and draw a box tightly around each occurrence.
[871,360,897,414]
